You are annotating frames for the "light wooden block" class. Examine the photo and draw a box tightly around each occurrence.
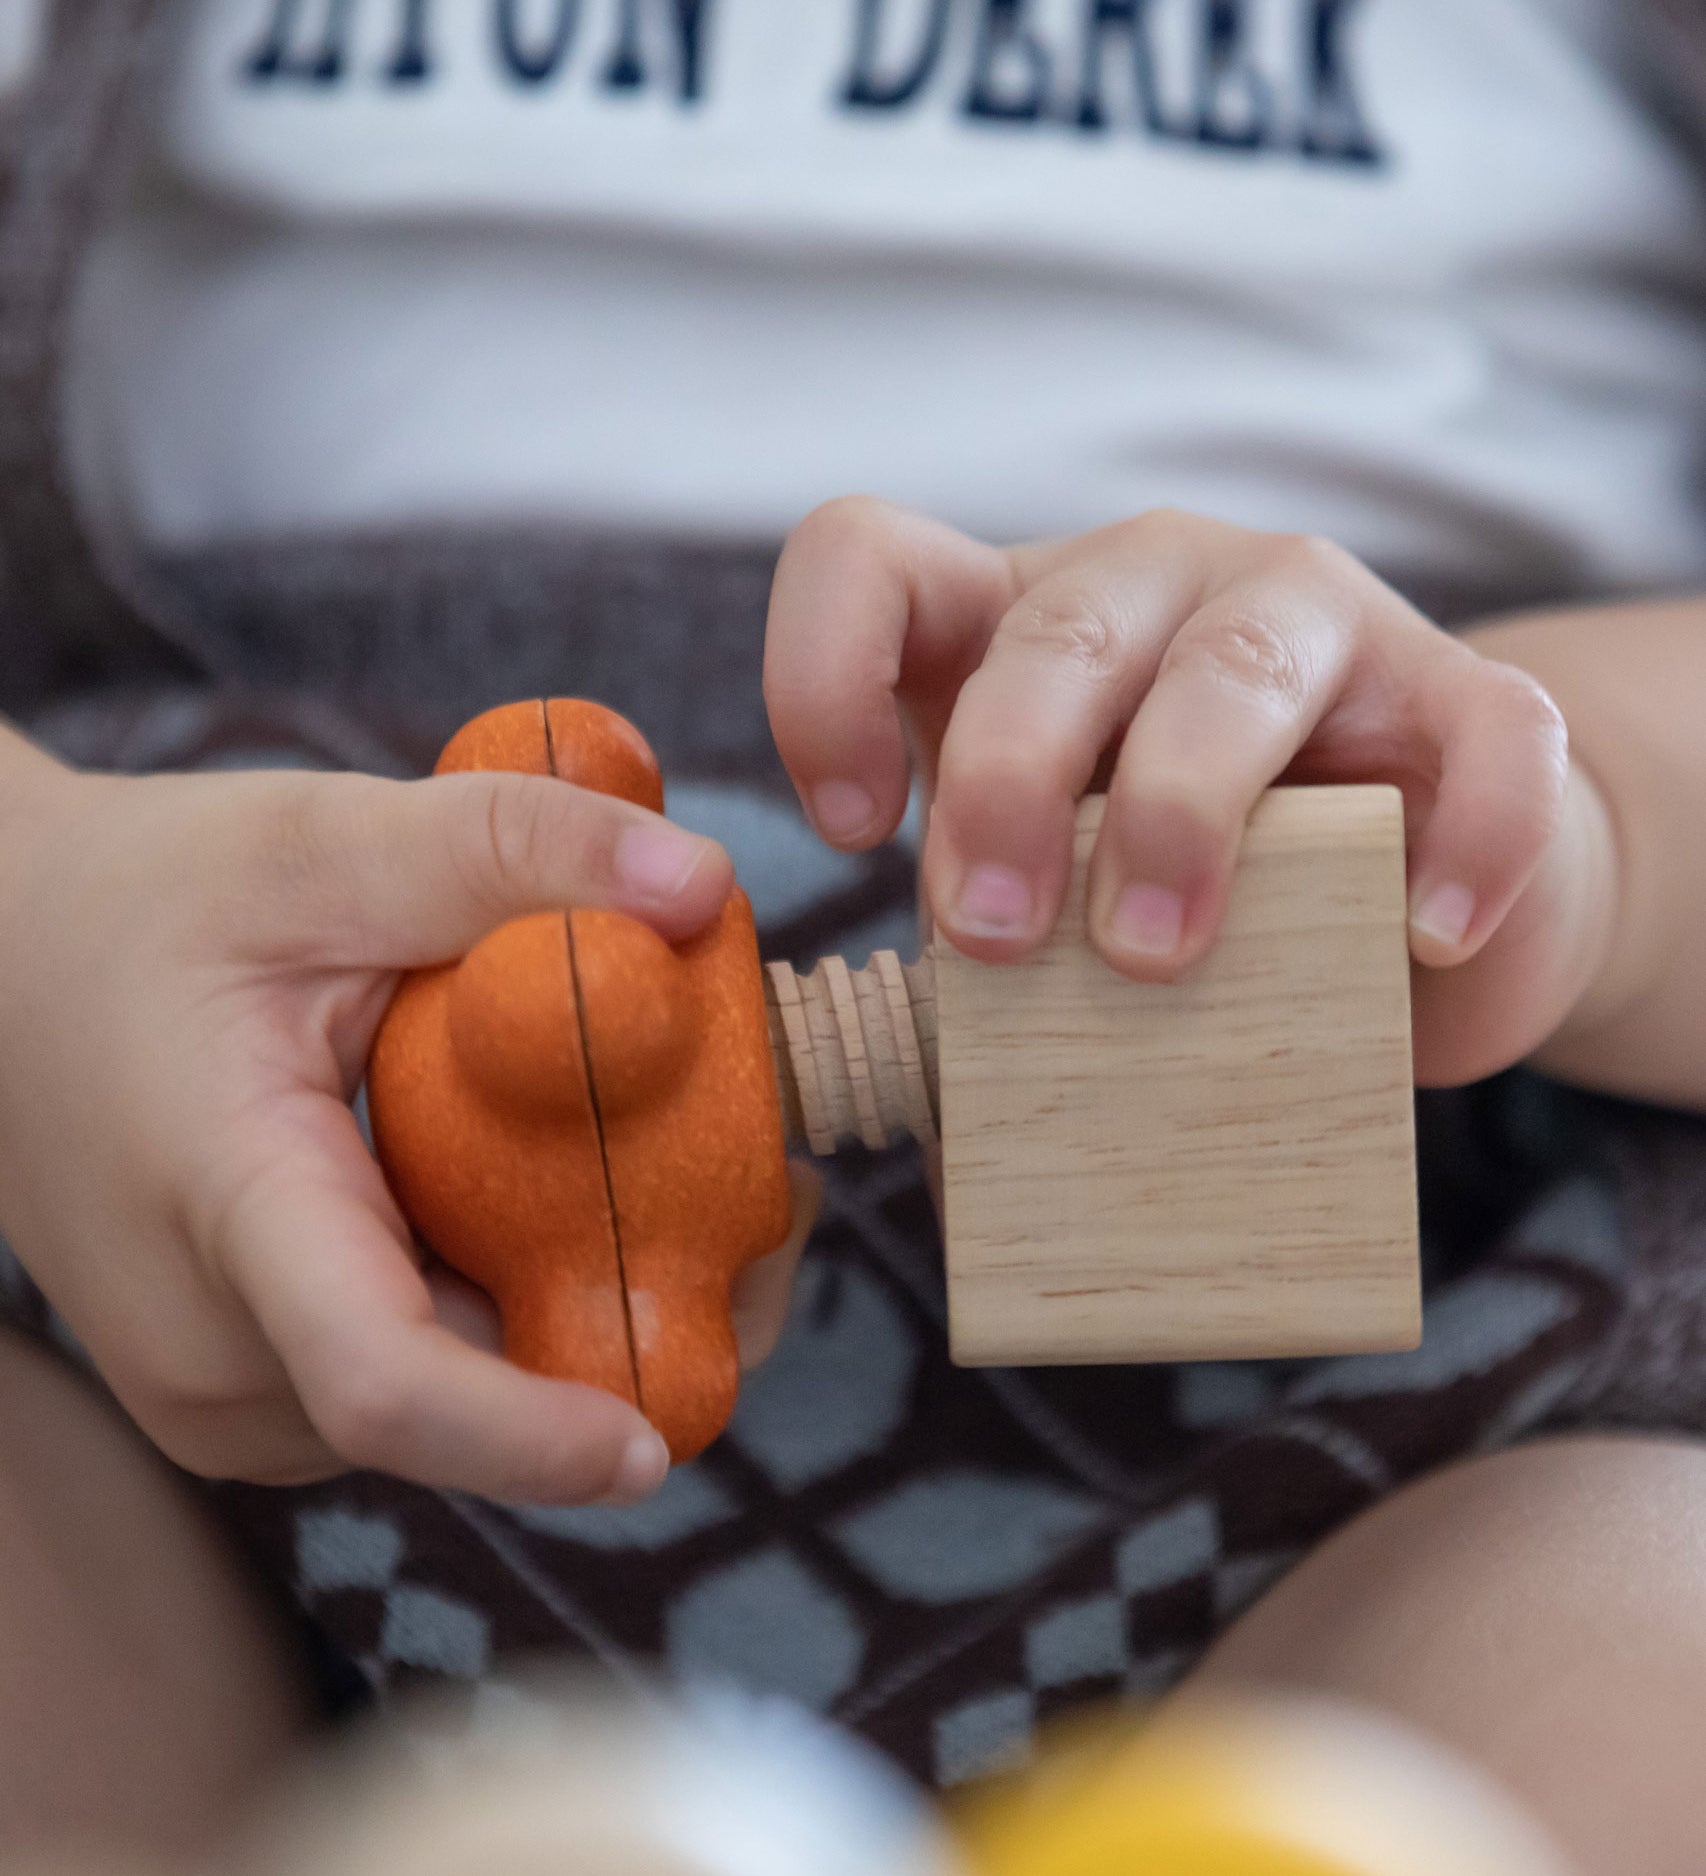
[937,787,1420,1367]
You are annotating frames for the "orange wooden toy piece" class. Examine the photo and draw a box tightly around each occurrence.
[367,700,791,1462]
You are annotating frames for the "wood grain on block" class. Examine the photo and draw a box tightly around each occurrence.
[938,787,1420,1368]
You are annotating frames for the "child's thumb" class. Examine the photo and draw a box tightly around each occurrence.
[347,768,733,964]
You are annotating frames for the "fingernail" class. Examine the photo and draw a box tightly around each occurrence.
[616,822,707,900]
[604,1428,670,1505]
[811,781,877,845]
[1411,881,1475,949]
[955,863,1034,938]
[1110,883,1185,958]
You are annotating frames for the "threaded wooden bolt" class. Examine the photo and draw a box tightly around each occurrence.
[764,950,939,1154]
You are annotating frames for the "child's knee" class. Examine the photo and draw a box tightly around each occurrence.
[0,1327,307,1860]
[1188,1434,1706,1873]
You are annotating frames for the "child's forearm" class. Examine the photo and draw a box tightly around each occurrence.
[1457,597,1706,1109]
[0,721,65,791]
[0,722,70,850]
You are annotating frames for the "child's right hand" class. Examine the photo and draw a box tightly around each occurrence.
[764,500,1620,1090]
[0,737,811,1504]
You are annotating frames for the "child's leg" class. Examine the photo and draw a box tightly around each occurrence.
[1188,1435,1706,1876]
[0,1326,307,1862]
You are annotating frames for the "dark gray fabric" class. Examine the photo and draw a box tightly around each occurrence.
[151,529,791,784]
[0,0,203,708]
[1636,0,1706,140]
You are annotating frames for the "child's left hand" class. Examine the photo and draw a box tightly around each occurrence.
[763,500,1610,1089]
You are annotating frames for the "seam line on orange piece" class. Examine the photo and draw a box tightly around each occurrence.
[564,915,642,1414]
[545,702,643,1418]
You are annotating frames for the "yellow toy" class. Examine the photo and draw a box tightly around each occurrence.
[960,1697,1570,1876]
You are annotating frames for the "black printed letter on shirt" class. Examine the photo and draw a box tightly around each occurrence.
[242,0,353,83]
[1196,0,1270,148]
[495,0,580,83]
[841,0,954,110]
[963,0,1052,122]
[386,0,434,81]
[1076,0,1171,135]
[604,0,714,102]
[1299,0,1383,164]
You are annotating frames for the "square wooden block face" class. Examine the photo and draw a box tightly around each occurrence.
[937,787,1420,1368]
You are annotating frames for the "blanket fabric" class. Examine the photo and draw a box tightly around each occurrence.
[6,0,1706,1790]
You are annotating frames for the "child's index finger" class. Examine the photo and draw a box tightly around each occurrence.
[763,497,1016,850]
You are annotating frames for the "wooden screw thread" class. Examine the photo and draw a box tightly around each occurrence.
[764,950,939,1155]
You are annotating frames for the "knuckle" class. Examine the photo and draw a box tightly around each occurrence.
[262,783,323,884]
[786,493,895,563]
[1127,504,1196,538]
[457,776,560,907]
[1274,530,1359,585]
[1105,505,1214,564]
[1003,591,1123,679]
[1166,610,1312,711]
[255,779,344,909]
[1118,506,1244,558]
[228,775,377,956]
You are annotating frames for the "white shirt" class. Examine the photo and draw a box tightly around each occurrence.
[63,0,1706,603]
